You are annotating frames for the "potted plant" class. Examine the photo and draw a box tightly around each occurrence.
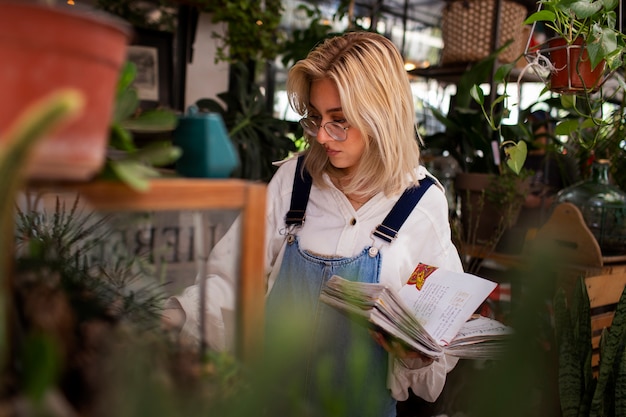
[100,61,182,191]
[523,0,626,94]
[0,0,132,182]
[0,90,84,370]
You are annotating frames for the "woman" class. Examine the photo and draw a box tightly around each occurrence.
[164,31,464,416]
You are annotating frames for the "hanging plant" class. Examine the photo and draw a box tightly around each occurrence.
[523,0,626,94]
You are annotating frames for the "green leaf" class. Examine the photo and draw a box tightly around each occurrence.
[603,0,619,11]
[555,119,581,135]
[470,85,485,105]
[504,140,527,175]
[616,343,626,416]
[21,334,61,402]
[109,122,136,152]
[554,286,584,417]
[560,94,577,109]
[113,88,139,123]
[591,286,626,415]
[117,61,137,94]
[494,63,514,84]
[570,0,603,18]
[604,47,623,71]
[108,159,161,192]
[587,25,617,69]
[196,98,227,114]
[523,10,556,24]
[126,142,182,167]
[120,109,178,133]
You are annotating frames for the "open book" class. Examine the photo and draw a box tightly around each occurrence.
[319,263,513,359]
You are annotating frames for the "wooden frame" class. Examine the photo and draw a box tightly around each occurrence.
[128,27,174,110]
[33,178,266,363]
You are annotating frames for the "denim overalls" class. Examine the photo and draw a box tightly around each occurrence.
[266,157,434,417]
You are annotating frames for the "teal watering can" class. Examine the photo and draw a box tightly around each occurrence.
[173,106,239,178]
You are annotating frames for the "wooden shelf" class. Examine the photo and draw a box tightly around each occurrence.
[31,178,261,210]
[464,202,626,277]
[409,62,544,84]
[461,244,524,269]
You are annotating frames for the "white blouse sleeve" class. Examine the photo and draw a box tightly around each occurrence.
[388,354,459,402]
[163,216,242,352]
[163,158,297,352]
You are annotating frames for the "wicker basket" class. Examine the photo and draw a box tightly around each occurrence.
[441,0,528,64]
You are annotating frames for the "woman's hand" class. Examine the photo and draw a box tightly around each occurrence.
[369,330,434,366]
[161,307,186,331]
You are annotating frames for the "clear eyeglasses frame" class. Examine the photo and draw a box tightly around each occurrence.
[299,117,350,142]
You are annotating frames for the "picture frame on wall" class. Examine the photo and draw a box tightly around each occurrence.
[127,27,174,109]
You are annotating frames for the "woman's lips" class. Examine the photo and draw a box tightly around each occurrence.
[325,147,340,157]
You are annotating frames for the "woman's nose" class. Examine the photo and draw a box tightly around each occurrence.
[315,124,333,144]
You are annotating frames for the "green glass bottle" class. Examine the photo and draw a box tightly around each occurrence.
[555,159,626,256]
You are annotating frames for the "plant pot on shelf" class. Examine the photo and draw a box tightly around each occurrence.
[547,37,606,94]
[0,1,131,181]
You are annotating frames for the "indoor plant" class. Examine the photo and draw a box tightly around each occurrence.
[100,61,181,192]
[195,62,297,182]
[0,89,85,372]
[542,92,626,257]
[523,0,626,93]
[425,48,531,176]
[187,0,285,65]
[520,0,626,180]
[423,50,532,271]
[553,275,626,417]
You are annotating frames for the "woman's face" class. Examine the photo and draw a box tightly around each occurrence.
[308,78,366,174]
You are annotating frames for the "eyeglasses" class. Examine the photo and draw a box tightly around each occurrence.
[299,117,350,142]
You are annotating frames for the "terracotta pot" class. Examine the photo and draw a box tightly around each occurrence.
[0,1,131,181]
[548,37,605,94]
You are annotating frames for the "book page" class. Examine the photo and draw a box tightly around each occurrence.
[451,315,513,344]
[398,265,497,346]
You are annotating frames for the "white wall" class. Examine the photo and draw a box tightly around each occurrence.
[184,13,229,109]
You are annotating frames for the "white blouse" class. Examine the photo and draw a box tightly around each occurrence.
[167,156,464,402]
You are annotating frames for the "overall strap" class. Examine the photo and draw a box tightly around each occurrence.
[372,176,436,243]
[285,155,313,226]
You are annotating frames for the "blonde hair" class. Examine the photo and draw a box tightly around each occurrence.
[287,31,422,196]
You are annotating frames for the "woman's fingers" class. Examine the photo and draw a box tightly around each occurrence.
[369,330,434,364]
